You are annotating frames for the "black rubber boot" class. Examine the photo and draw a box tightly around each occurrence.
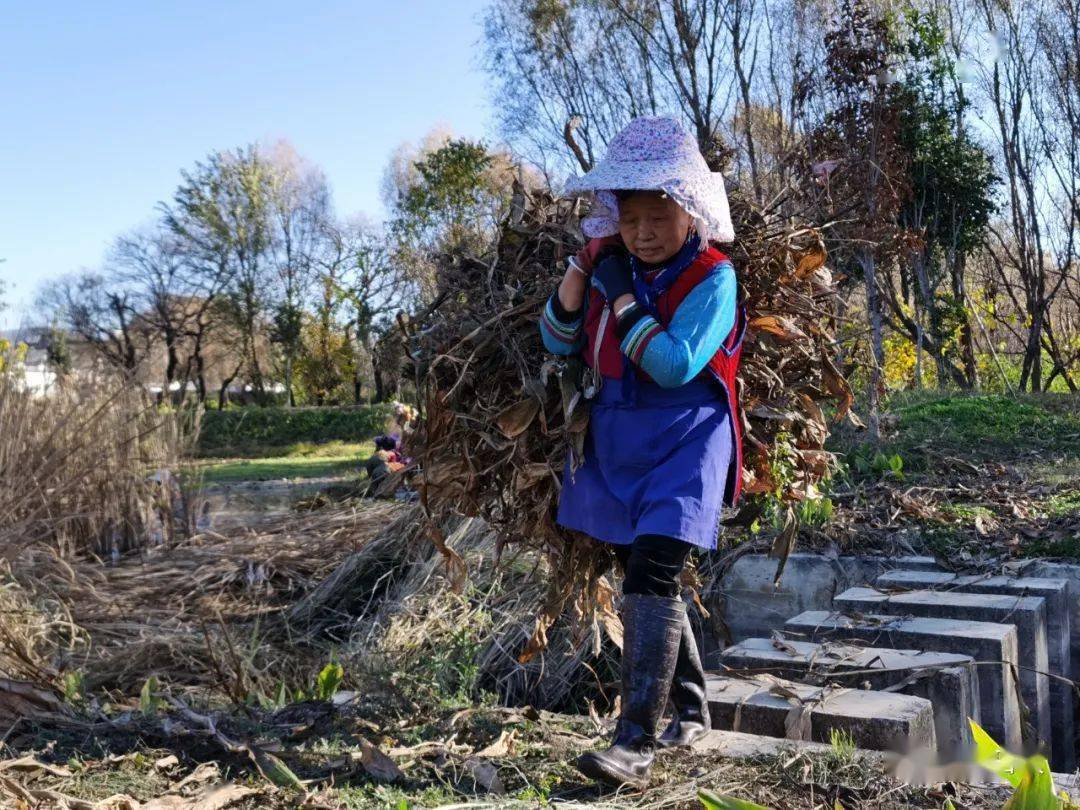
[657,611,711,748]
[576,594,684,789]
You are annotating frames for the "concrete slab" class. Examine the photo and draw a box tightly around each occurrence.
[833,587,1051,756]
[713,554,898,654]
[711,554,947,656]
[891,556,947,572]
[784,610,1022,751]
[720,637,979,758]
[876,570,1073,771]
[705,673,937,752]
[691,728,838,758]
[1009,561,1080,673]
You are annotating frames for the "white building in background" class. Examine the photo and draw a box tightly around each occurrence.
[0,328,58,395]
[19,345,57,394]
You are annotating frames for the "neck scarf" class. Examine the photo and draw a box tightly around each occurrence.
[630,233,702,318]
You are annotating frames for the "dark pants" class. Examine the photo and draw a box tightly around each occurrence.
[612,534,693,598]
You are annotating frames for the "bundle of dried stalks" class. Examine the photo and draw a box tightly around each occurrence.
[339,508,619,711]
[409,184,852,653]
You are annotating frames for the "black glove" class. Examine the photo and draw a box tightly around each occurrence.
[590,253,635,303]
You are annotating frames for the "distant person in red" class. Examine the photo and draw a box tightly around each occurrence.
[364,435,407,495]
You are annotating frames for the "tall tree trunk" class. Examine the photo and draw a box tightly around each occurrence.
[912,252,932,390]
[1020,298,1043,392]
[193,332,207,404]
[950,251,979,389]
[285,354,294,407]
[219,358,243,410]
[373,369,386,404]
[858,248,884,444]
[164,328,180,394]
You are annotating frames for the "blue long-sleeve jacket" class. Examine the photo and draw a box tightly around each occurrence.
[540,259,737,388]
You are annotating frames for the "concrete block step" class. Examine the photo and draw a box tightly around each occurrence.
[704,673,937,752]
[876,570,1074,772]
[890,556,947,572]
[710,554,944,655]
[833,586,1051,757]
[1007,562,1080,675]
[784,610,1022,751]
[720,636,979,758]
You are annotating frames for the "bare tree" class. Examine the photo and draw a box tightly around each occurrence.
[38,272,147,374]
[111,226,200,396]
[972,0,1073,390]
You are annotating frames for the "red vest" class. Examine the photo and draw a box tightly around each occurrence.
[581,246,746,505]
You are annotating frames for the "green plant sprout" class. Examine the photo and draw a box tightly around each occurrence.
[969,719,1078,809]
[314,661,344,701]
[699,789,771,810]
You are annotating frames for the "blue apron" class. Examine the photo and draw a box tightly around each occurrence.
[556,376,732,550]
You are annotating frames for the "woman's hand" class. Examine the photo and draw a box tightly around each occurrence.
[591,253,635,304]
[557,236,622,313]
[557,260,589,313]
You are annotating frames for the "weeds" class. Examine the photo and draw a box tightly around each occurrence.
[828,728,857,762]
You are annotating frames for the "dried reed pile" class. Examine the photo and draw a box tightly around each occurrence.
[410,185,852,653]
[34,502,401,694]
[0,369,199,561]
[0,364,203,713]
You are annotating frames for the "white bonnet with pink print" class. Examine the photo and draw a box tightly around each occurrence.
[563,116,735,246]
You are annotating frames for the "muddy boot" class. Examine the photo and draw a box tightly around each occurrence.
[576,594,684,789]
[657,611,711,748]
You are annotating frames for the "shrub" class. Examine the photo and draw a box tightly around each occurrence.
[197,404,395,456]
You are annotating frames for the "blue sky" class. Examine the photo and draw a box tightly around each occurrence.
[0,1,492,326]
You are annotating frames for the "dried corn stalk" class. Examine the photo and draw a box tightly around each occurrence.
[407,184,852,654]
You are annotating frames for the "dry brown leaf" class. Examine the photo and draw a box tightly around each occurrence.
[152,755,179,772]
[0,756,72,778]
[495,398,541,439]
[358,738,403,783]
[171,763,219,792]
[140,783,258,810]
[750,315,809,342]
[794,239,827,279]
[769,506,799,585]
[0,678,69,723]
[463,758,505,795]
[770,630,801,657]
[784,700,814,741]
[475,729,517,758]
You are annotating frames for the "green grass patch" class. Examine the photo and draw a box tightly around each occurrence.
[888,393,1080,459]
[197,405,395,457]
[333,782,459,809]
[1022,535,1080,559]
[937,503,996,521]
[1045,491,1080,518]
[197,441,373,484]
[55,752,176,802]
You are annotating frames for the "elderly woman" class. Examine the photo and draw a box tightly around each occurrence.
[539,117,744,788]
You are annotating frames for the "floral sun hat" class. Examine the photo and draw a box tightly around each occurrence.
[564,116,735,244]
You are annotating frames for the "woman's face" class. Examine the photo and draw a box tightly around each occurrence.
[617,192,693,264]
